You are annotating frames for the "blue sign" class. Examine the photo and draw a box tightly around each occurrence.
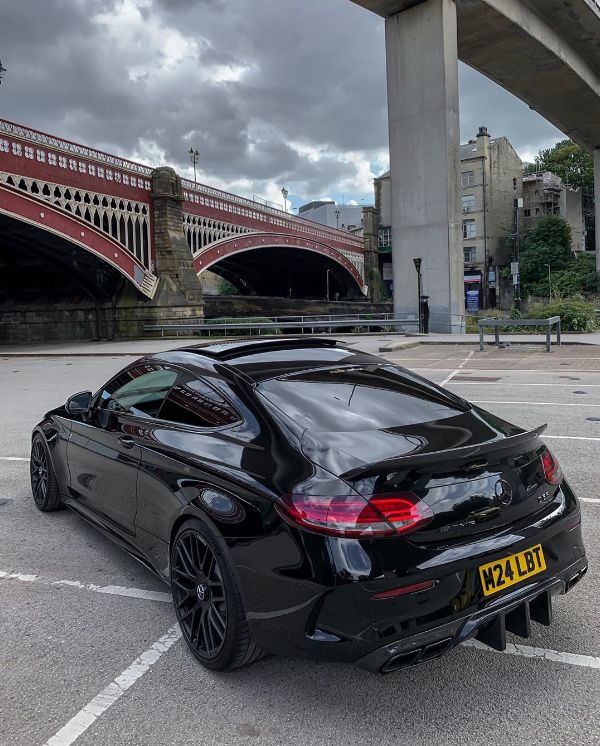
[466,289,479,313]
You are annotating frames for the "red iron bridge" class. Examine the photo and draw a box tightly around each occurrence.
[0,119,366,306]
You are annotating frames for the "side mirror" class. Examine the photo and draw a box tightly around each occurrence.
[66,391,93,415]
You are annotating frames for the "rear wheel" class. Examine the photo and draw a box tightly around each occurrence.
[170,519,263,671]
[30,435,62,512]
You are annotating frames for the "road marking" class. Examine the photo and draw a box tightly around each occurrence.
[580,497,600,504]
[471,400,600,408]
[411,369,600,375]
[545,435,600,442]
[0,456,29,461]
[440,350,475,387]
[463,639,600,670]
[0,570,171,603]
[449,382,600,387]
[43,625,182,746]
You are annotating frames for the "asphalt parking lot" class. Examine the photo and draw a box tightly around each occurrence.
[1,338,600,746]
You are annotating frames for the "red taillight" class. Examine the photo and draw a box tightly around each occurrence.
[276,492,434,538]
[541,449,563,485]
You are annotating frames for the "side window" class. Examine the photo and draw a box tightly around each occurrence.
[96,365,178,418]
[158,375,241,428]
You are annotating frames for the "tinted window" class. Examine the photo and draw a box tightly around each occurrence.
[258,365,468,433]
[158,376,240,428]
[97,365,177,418]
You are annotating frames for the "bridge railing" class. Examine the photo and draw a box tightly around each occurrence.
[144,311,466,336]
[0,119,153,178]
[181,178,364,250]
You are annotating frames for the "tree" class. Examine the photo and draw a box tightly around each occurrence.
[526,139,594,189]
[519,215,571,281]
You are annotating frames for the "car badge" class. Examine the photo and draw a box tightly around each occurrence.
[494,479,513,506]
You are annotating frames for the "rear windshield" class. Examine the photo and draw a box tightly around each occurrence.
[258,365,468,433]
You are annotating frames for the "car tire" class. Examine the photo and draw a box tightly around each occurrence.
[170,518,263,671]
[30,435,63,512]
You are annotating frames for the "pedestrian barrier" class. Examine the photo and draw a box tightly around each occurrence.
[478,316,561,353]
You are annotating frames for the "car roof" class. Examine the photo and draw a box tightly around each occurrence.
[150,337,386,383]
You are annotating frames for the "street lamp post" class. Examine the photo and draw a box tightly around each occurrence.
[335,209,340,230]
[544,263,551,301]
[0,60,7,85]
[413,257,423,333]
[281,187,289,213]
[188,148,199,186]
[326,268,331,301]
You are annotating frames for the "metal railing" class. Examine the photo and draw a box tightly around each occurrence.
[144,313,419,338]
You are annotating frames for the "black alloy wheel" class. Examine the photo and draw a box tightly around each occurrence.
[170,519,263,671]
[30,435,62,511]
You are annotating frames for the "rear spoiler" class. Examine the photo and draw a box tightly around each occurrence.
[340,424,548,481]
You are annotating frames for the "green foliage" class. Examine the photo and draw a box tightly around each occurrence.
[519,215,572,284]
[528,140,594,189]
[217,279,241,295]
[524,297,597,333]
[515,215,600,298]
[527,253,599,298]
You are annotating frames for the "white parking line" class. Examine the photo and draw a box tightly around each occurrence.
[463,639,600,670]
[580,497,600,504]
[449,382,600,387]
[0,570,171,603]
[545,435,600,442]
[0,456,28,461]
[43,625,182,746]
[471,400,600,408]
[440,350,475,387]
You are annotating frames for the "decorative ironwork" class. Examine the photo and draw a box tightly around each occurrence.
[0,170,152,270]
[0,119,153,178]
[182,181,363,251]
[183,213,253,254]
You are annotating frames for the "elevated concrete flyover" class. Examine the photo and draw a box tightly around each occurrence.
[350,0,600,330]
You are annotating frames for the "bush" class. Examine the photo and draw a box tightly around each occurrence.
[524,297,598,332]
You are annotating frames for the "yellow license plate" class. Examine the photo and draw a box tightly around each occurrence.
[479,544,546,597]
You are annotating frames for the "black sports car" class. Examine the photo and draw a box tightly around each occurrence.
[31,338,587,673]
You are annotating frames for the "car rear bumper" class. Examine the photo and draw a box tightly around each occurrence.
[355,555,588,673]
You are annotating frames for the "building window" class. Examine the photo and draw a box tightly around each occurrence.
[464,247,476,263]
[535,207,540,215]
[462,195,475,213]
[524,208,531,217]
[463,219,476,239]
[461,171,475,188]
[378,226,392,248]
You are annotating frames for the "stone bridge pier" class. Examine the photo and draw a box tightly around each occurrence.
[115,167,204,337]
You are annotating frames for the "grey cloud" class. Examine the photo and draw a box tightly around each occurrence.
[0,0,565,203]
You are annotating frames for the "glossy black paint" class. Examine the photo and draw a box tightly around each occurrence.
[33,338,587,671]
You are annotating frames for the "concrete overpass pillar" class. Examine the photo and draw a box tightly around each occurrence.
[595,149,600,272]
[385,0,464,332]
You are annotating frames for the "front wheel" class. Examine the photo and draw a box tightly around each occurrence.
[30,435,62,512]
[170,519,263,671]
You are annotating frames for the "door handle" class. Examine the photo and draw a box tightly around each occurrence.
[118,435,136,449]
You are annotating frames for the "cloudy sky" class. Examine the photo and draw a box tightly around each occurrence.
[0,0,564,211]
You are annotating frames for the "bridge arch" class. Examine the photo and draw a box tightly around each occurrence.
[193,232,366,299]
[0,184,156,298]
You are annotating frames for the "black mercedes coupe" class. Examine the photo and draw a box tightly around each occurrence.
[30,338,587,673]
